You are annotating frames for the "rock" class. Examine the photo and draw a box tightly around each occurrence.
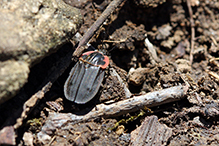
[129,68,150,86]
[161,37,175,49]
[0,126,16,145]
[37,131,52,145]
[172,42,186,58]
[193,46,206,61]
[0,61,29,104]
[0,0,83,104]
[23,132,34,146]
[176,59,191,73]
[156,24,172,40]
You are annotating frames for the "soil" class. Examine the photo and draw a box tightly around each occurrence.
[0,0,219,145]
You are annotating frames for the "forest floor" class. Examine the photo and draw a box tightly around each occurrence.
[1,0,219,145]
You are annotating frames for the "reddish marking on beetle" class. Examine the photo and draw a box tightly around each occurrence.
[100,55,109,69]
[79,51,109,69]
[81,51,95,56]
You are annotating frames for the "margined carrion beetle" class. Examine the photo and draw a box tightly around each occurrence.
[64,50,109,104]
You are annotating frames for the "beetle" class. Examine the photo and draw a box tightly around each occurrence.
[64,50,109,104]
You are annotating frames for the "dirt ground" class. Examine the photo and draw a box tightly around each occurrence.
[0,0,219,145]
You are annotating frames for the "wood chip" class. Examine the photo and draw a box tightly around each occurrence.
[130,115,172,146]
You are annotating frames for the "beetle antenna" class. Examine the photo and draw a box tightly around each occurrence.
[87,44,96,51]
[108,45,117,53]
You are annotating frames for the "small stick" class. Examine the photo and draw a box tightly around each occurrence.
[73,0,126,57]
[187,0,195,65]
[89,86,188,118]
[13,82,52,129]
[207,71,219,83]
[40,85,189,134]
[144,36,159,65]
[103,38,127,43]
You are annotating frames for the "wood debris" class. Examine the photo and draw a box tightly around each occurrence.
[130,115,172,146]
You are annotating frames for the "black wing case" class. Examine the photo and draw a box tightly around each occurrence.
[64,60,105,104]
[64,61,85,102]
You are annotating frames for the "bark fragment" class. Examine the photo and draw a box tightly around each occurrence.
[130,115,172,146]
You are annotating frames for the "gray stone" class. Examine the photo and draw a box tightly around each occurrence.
[0,0,83,104]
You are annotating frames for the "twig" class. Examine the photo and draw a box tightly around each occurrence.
[144,36,159,65]
[103,38,127,43]
[209,57,219,68]
[209,57,219,62]
[73,0,126,57]
[14,82,52,129]
[207,71,219,83]
[187,0,195,65]
[210,36,218,46]
[40,85,188,135]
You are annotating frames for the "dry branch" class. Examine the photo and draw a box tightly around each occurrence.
[73,0,126,57]
[40,85,188,135]
[79,85,188,118]
[187,0,195,65]
[14,82,52,129]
